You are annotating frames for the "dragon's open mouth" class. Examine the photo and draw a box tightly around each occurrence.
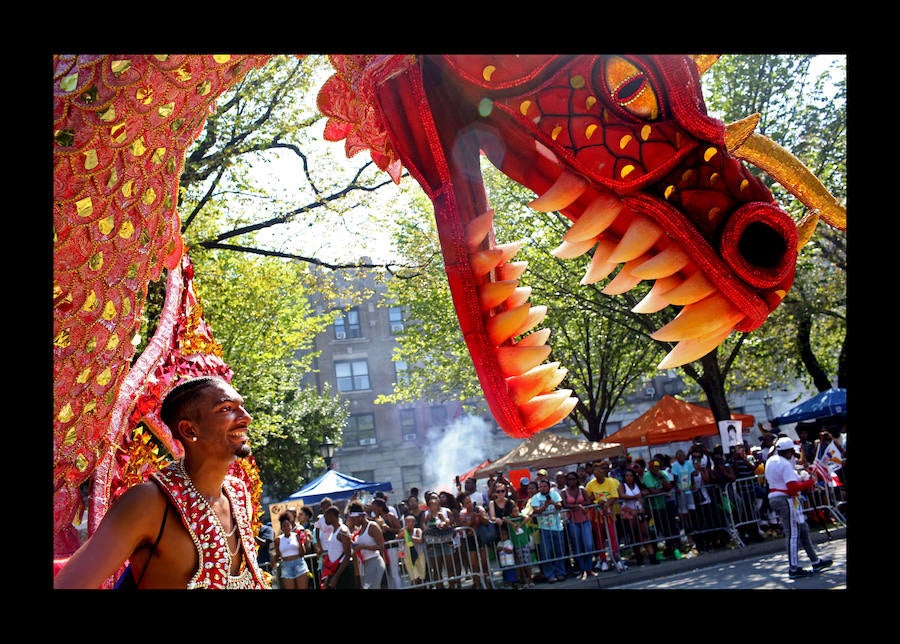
[333,54,800,438]
[442,150,793,438]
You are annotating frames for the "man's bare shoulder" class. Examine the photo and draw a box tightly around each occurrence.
[106,480,169,525]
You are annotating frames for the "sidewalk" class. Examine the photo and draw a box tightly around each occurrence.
[534,525,846,590]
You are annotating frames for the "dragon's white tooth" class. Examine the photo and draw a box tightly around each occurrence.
[512,306,547,337]
[656,326,735,370]
[529,170,588,212]
[497,261,528,281]
[563,192,623,243]
[632,290,670,313]
[607,215,663,264]
[601,252,652,295]
[651,293,744,341]
[659,270,715,305]
[630,243,689,279]
[632,274,683,313]
[580,238,618,284]
[465,210,495,250]
[551,237,596,259]
[515,328,551,347]
[506,286,532,309]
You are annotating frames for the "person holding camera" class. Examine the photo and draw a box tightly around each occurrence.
[530,478,567,583]
[688,438,712,467]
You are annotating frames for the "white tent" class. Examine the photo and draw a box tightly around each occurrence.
[476,433,624,479]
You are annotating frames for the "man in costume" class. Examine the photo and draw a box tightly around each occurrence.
[54,376,270,589]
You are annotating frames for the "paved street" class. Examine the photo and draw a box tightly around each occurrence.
[536,526,846,591]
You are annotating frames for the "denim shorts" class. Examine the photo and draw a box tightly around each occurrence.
[280,556,310,579]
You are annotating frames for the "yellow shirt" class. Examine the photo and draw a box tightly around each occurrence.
[585,476,620,504]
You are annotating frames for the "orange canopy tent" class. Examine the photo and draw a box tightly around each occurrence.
[604,396,755,449]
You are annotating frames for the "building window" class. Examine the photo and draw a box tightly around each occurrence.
[353,469,376,483]
[346,413,376,446]
[335,360,370,392]
[400,409,416,440]
[334,307,362,340]
[401,465,423,497]
[394,360,408,386]
[429,405,448,429]
[389,306,405,334]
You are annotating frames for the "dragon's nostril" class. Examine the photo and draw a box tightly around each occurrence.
[738,221,787,270]
[720,202,798,290]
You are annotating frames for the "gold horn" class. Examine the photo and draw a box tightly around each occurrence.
[725,123,846,232]
[691,55,721,76]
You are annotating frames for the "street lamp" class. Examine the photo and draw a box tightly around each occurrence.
[319,436,335,470]
[763,394,773,421]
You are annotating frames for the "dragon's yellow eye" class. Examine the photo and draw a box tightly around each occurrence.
[600,56,659,120]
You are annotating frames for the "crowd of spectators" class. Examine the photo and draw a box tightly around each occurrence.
[266,426,845,589]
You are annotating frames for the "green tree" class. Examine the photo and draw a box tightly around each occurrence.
[247,382,349,500]
[701,55,846,397]
[187,246,349,496]
[137,55,385,494]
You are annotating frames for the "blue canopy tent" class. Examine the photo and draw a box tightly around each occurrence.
[771,388,847,427]
[281,469,392,506]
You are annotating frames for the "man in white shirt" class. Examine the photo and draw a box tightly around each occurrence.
[764,437,833,579]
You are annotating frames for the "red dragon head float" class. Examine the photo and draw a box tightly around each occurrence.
[52,54,844,561]
[317,54,845,438]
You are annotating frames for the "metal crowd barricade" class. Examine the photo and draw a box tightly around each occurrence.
[723,475,763,545]
[482,503,641,583]
[687,482,742,546]
[721,475,847,548]
[801,480,847,528]
[397,525,492,589]
[344,478,849,589]
[294,530,489,590]
[612,495,669,563]
[481,498,692,584]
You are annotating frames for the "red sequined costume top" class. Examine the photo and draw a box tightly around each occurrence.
[153,461,269,589]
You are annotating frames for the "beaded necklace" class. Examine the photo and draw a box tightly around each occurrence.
[176,461,241,561]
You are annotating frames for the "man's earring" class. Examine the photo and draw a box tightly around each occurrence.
[191,436,197,442]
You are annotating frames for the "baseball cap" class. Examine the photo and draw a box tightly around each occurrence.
[775,437,797,451]
[520,477,530,486]
[537,469,548,477]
